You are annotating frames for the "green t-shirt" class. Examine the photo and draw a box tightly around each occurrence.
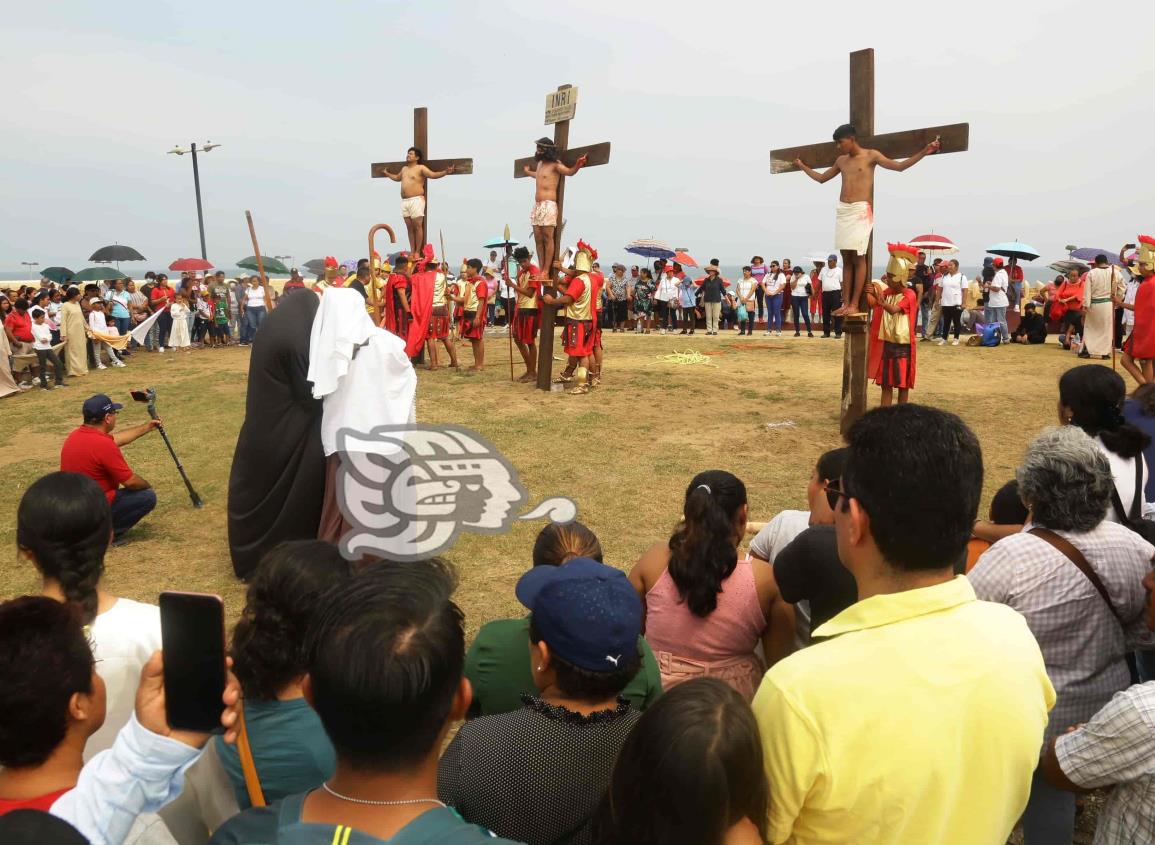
[213,298,230,325]
[463,617,662,718]
[214,698,336,810]
[209,793,522,845]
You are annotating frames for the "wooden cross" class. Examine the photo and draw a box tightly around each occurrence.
[770,48,969,434]
[513,83,611,391]
[370,106,474,241]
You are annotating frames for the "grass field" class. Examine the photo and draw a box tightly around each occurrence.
[0,327,1105,842]
[1,327,1095,635]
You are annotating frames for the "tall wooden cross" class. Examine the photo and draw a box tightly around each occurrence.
[370,106,474,246]
[770,48,969,434]
[513,84,611,391]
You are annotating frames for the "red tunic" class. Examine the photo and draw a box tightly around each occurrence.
[513,265,542,346]
[460,278,488,341]
[561,276,595,357]
[589,271,605,350]
[1126,277,1155,359]
[870,285,918,390]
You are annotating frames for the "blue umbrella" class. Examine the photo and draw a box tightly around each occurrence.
[624,238,675,260]
[986,241,1040,261]
[1070,247,1125,267]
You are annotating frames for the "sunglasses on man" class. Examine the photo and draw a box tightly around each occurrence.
[822,479,849,512]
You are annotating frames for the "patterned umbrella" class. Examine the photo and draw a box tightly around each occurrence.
[673,250,698,268]
[908,233,958,255]
[624,238,676,260]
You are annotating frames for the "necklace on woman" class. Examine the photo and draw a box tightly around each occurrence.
[321,782,446,808]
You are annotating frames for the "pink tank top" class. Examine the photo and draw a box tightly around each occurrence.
[644,559,767,663]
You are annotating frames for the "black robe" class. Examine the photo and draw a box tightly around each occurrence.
[227,290,324,580]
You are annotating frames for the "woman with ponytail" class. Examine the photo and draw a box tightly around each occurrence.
[629,470,789,701]
[1059,364,1154,522]
[17,471,161,758]
[214,540,353,809]
[465,521,664,717]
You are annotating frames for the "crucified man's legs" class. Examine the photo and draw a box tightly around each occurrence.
[403,218,420,254]
[413,216,427,253]
[837,249,868,316]
[533,225,555,281]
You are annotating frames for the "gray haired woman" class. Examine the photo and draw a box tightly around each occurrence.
[969,425,1154,845]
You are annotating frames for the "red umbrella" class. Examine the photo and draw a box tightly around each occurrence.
[169,257,214,272]
[673,250,698,268]
[907,234,958,255]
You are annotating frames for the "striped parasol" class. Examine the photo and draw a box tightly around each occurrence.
[908,233,958,255]
[624,238,676,260]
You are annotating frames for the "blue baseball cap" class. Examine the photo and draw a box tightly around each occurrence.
[82,394,123,419]
[515,557,642,673]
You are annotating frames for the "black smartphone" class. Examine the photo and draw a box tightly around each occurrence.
[159,592,226,733]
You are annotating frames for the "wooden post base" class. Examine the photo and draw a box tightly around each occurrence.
[840,313,870,437]
[535,300,560,391]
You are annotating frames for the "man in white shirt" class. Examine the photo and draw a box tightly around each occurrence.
[987,258,1011,343]
[818,255,844,338]
[935,259,967,345]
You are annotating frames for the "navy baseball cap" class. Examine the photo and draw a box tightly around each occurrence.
[827,253,838,261]
[82,394,123,419]
[516,557,642,673]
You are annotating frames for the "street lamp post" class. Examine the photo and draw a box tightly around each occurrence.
[275,255,294,271]
[20,261,39,277]
[168,142,221,261]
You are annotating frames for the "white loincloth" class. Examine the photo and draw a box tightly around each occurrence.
[834,201,874,256]
[401,195,426,219]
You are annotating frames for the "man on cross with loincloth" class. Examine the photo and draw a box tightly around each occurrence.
[377,147,456,254]
[522,137,587,281]
[794,124,940,317]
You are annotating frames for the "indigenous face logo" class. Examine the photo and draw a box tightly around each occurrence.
[335,425,577,562]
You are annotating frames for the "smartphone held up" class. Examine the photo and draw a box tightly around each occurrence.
[159,591,226,733]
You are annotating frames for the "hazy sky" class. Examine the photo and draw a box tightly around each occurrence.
[3,0,1151,276]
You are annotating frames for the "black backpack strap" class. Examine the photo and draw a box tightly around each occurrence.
[1133,456,1145,521]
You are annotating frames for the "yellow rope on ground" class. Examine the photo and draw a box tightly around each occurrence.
[645,349,719,368]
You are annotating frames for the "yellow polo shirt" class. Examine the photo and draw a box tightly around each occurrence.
[752,576,1054,845]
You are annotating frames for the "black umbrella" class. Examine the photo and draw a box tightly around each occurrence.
[89,244,146,263]
[303,258,327,275]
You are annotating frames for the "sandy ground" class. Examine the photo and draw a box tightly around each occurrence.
[0,326,1108,841]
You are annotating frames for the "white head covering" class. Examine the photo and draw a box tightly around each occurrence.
[307,288,376,399]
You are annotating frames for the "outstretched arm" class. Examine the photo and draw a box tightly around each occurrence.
[875,138,941,172]
[793,158,840,184]
[522,164,537,177]
[380,168,402,182]
[423,164,456,180]
[556,153,588,177]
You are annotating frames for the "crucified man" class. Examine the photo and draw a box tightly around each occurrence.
[522,137,586,281]
[378,146,455,254]
[794,124,940,316]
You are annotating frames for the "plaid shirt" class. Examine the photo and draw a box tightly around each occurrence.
[1055,682,1155,844]
[968,522,1154,744]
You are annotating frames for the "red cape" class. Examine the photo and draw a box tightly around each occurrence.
[405,270,435,357]
[1129,278,1155,359]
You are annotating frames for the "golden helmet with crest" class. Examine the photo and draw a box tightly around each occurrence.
[885,243,920,283]
[574,240,598,273]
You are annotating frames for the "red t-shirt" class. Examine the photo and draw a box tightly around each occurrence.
[0,787,70,815]
[150,286,175,310]
[5,310,33,343]
[60,425,133,502]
